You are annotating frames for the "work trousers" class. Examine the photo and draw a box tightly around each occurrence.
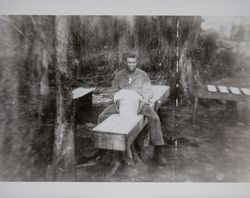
[98,103,165,146]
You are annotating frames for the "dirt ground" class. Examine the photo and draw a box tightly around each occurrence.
[74,70,250,182]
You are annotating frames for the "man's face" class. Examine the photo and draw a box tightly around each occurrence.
[126,57,137,71]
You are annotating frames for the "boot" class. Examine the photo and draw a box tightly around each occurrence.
[154,146,167,166]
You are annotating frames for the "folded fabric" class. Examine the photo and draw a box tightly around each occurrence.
[114,89,143,117]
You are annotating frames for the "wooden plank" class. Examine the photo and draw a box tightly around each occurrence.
[150,85,170,110]
[110,115,143,134]
[126,116,147,148]
[93,114,144,135]
[76,92,93,107]
[94,131,126,151]
[93,114,121,133]
[194,85,250,123]
[207,85,217,92]
[110,117,130,134]
[72,87,95,99]
[217,86,229,94]
[196,86,248,102]
[151,85,169,103]
[155,87,170,111]
[229,87,241,95]
[241,88,250,96]
[196,87,223,100]
[93,114,146,151]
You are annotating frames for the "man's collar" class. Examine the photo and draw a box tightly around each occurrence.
[124,68,139,75]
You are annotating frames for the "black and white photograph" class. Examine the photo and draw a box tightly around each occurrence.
[1,15,250,183]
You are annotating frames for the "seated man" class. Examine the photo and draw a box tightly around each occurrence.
[98,52,167,165]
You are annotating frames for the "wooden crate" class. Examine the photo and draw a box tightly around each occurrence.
[193,85,250,123]
[93,114,146,151]
[92,85,170,151]
[72,87,95,107]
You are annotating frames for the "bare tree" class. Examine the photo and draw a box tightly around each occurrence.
[52,16,76,181]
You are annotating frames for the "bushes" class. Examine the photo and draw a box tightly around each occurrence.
[188,31,238,83]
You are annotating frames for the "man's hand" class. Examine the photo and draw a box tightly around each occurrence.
[114,100,120,111]
[138,100,146,114]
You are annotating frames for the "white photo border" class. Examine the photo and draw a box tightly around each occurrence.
[1,0,250,197]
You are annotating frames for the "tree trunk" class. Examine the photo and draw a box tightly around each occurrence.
[179,42,193,97]
[179,42,202,100]
[0,16,56,180]
[52,16,76,181]
[0,18,20,180]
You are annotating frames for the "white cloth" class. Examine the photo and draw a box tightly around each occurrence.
[114,89,143,118]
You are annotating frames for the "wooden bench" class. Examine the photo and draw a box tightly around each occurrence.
[192,85,250,123]
[92,85,170,153]
[72,87,95,107]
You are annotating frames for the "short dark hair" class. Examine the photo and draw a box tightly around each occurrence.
[123,51,138,60]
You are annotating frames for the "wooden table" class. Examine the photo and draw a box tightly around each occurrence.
[192,85,250,123]
[92,85,170,152]
[92,85,170,172]
[72,87,95,107]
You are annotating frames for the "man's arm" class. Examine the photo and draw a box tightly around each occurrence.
[110,74,120,109]
[133,73,153,114]
[131,73,153,104]
[111,73,120,91]
[141,74,153,103]
[102,73,120,102]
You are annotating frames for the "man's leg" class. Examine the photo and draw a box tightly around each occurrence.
[98,103,118,123]
[140,104,165,146]
[140,104,167,165]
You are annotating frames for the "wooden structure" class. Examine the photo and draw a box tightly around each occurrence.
[72,87,95,106]
[192,85,250,123]
[92,85,170,152]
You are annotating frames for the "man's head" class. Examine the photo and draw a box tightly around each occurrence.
[123,52,138,72]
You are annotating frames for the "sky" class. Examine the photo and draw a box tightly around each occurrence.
[201,16,250,38]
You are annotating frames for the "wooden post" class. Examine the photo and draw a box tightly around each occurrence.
[192,97,198,124]
[126,146,133,160]
[52,16,76,181]
[237,101,249,123]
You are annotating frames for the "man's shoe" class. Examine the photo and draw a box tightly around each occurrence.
[154,146,167,166]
